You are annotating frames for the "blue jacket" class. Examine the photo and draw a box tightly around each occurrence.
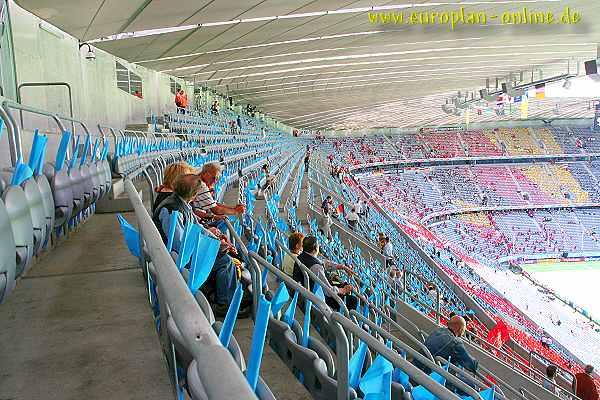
[152,193,194,256]
[417,327,478,373]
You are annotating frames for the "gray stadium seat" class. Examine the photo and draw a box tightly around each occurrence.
[187,359,275,400]
[22,178,46,254]
[166,314,245,371]
[286,331,358,400]
[88,162,101,203]
[69,167,84,217]
[100,159,111,198]
[0,198,17,303]
[79,163,93,209]
[36,174,55,248]
[43,164,74,227]
[3,185,34,276]
[312,359,358,400]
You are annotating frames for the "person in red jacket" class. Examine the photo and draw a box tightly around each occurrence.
[574,365,599,400]
[181,90,188,109]
[175,90,183,113]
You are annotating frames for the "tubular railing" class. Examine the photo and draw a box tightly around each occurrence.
[123,175,258,400]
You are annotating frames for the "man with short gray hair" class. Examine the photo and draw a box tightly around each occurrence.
[192,161,246,222]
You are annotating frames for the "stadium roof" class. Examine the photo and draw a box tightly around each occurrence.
[15,0,600,130]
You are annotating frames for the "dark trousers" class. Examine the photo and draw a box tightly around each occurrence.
[325,294,358,311]
[204,252,237,305]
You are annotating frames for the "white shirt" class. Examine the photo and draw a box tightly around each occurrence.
[346,211,359,222]
[383,242,394,258]
[354,201,362,214]
[192,181,216,212]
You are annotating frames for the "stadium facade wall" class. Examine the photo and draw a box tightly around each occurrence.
[6,1,185,132]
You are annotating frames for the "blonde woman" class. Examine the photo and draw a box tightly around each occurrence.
[153,162,196,211]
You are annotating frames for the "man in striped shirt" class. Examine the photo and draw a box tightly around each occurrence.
[193,162,246,231]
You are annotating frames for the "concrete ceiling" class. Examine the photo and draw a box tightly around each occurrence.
[15,0,600,130]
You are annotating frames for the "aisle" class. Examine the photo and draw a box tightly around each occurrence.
[0,213,172,400]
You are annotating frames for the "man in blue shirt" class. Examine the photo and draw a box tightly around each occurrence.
[416,315,479,374]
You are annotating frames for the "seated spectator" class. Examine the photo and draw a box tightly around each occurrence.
[152,174,245,318]
[543,365,560,396]
[152,173,199,252]
[193,162,246,232]
[297,236,358,311]
[153,162,196,211]
[415,315,479,374]
[346,208,359,230]
[574,365,599,400]
[282,232,304,280]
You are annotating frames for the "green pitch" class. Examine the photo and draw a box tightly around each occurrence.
[522,260,600,273]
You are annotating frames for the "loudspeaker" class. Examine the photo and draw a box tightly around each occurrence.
[585,59,598,75]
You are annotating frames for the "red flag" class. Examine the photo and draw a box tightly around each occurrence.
[487,320,510,348]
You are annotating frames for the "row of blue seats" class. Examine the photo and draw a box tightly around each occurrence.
[307,166,468,318]
[254,160,499,400]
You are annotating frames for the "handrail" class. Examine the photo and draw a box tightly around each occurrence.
[351,310,484,400]
[60,115,91,136]
[16,82,74,134]
[274,238,350,316]
[97,124,115,140]
[330,312,463,400]
[352,294,435,362]
[2,99,67,164]
[438,358,511,400]
[248,251,332,317]
[529,350,577,392]
[123,177,258,399]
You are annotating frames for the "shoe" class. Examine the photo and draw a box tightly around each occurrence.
[237,305,251,319]
[213,303,252,319]
[214,303,229,318]
[241,290,254,309]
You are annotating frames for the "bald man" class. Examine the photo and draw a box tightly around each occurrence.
[415,315,479,374]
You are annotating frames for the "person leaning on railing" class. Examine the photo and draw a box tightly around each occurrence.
[414,315,479,375]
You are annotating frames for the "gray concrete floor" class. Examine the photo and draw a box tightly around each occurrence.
[0,212,172,400]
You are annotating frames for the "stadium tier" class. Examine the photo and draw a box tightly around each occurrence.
[1,2,600,400]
